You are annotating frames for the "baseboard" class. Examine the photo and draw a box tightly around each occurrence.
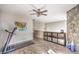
[2,40,34,54]
[13,40,34,49]
[34,37,43,39]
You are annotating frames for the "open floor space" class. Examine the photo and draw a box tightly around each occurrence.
[10,38,71,54]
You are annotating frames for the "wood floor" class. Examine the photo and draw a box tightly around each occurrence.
[9,38,72,54]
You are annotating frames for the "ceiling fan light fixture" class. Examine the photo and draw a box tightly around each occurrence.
[30,5,48,17]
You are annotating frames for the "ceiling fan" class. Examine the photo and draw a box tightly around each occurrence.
[30,5,48,17]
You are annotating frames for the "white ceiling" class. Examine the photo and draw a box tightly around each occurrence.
[0,4,77,23]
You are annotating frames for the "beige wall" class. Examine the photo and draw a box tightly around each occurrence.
[45,20,67,32]
[33,20,45,39]
[33,20,45,31]
[0,11,33,52]
[33,20,67,39]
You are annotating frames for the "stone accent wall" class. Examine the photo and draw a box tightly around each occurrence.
[67,5,79,46]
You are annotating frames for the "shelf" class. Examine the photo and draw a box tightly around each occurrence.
[44,31,66,46]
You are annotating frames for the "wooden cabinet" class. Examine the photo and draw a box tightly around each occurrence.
[44,32,66,46]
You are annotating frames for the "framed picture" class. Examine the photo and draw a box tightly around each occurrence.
[14,21,27,31]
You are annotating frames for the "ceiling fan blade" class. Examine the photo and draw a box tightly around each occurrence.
[30,4,37,9]
[33,9,37,12]
[42,14,47,16]
[30,13,36,15]
[41,10,48,13]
